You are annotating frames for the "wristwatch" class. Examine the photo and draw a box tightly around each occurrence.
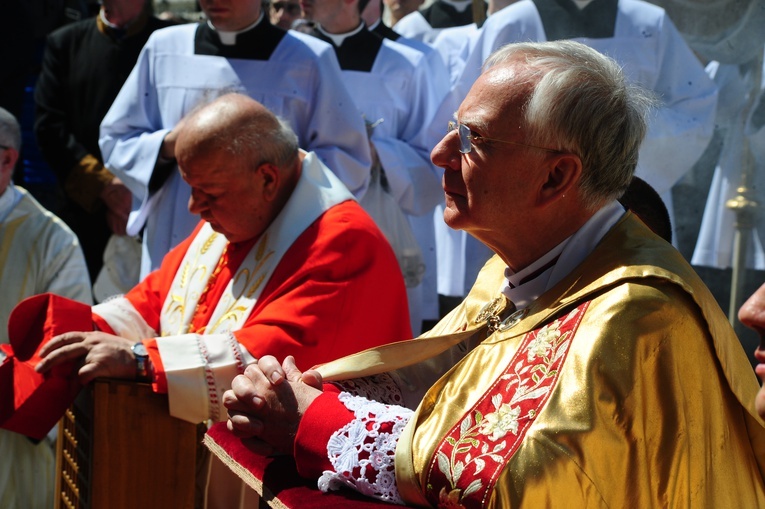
[131,342,151,382]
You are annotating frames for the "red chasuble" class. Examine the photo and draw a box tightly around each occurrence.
[95,200,412,394]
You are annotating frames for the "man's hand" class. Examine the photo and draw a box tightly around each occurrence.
[161,116,189,161]
[35,331,138,384]
[223,356,322,456]
[100,176,132,235]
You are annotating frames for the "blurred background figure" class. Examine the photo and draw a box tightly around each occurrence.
[691,52,765,359]
[303,0,449,334]
[384,0,425,26]
[34,0,172,296]
[0,107,91,509]
[266,0,304,29]
[430,0,717,322]
[98,0,371,281]
[394,0,484,43]
[1,0,97,214]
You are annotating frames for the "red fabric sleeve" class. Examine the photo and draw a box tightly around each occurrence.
[232,201,412,370]
[92,314,115,334]
[122,221,207,333]
[294,385,353,479]
[144,338,167,393]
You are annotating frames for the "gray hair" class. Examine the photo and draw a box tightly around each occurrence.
[227,114,300,171]
[0,107,21,151]
[483,40,656,209]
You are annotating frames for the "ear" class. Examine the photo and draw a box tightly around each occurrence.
[0,147,19,172]
[257,163,281,202]
[537,153,582,207]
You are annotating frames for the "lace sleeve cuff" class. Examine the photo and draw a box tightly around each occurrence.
[318,392,413,505]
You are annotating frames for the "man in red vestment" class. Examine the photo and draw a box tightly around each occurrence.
[33,93,411,425]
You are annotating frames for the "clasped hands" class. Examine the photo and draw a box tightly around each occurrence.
[223,356,324,456]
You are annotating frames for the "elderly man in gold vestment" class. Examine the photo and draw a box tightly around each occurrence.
[213,40,765,508]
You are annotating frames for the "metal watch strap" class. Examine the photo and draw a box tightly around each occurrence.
[131,342,151,382]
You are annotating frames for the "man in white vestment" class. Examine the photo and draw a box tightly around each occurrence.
[303,0,451,333]
[395,0,484,43]
[692,57,765,271]
[0,108,91,509]
[99,0,372,279]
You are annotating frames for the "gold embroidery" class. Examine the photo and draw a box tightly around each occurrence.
[256,232,268,260]
[247,272,268,298]
[180,259,190,288]
[201,232,219,254]
[208,235,274,334]
[164,230,220,335]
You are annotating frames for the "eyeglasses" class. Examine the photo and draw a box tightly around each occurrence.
[447,121,560,155]
[271,2,302,15]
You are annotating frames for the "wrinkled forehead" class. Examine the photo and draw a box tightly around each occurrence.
[459,63,533,126]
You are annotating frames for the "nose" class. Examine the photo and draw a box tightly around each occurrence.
[188,189,208,215]
[739,282,765,336]
[430,130,461,172]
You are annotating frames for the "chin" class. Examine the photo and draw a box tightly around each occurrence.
[442,208,467,231]
[208,223,227,236]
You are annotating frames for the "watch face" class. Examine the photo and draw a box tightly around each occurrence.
[132,342,148,357]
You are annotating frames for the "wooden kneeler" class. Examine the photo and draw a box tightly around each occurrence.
[54,379,207,509]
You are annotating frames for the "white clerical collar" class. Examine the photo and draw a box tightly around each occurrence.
[0,184,21,224]
[368,19,381,31]
[208,14,263,45]
[441,0,474,13]
[500,200,626,309]
[572,0,596,9]
[317,21,366,47]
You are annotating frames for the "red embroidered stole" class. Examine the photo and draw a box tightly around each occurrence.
[423,302,590,508]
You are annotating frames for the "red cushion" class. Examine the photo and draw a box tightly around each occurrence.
[205,422,396,508]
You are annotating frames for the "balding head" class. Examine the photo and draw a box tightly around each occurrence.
[175,94,301,243]
[178,93,299,170]
[0,107,21,196]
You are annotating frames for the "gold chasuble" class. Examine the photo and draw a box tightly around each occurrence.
[318,213,765,508]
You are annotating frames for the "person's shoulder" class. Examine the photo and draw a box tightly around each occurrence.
[280,29,334,56]
[11,187,79,240]
[380,37,428,67]
[393,33,437,56]
[616,0,667,23]
[394,10,431,36]
[145,15,177,32]
[484,0,538,27]
[46,16,98,43]
[146,21,199,44]
[316,200,388,239]
[419,1,441,19]
[431,22,476,51]
[573,213,721,323]
[319,199,374,225]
